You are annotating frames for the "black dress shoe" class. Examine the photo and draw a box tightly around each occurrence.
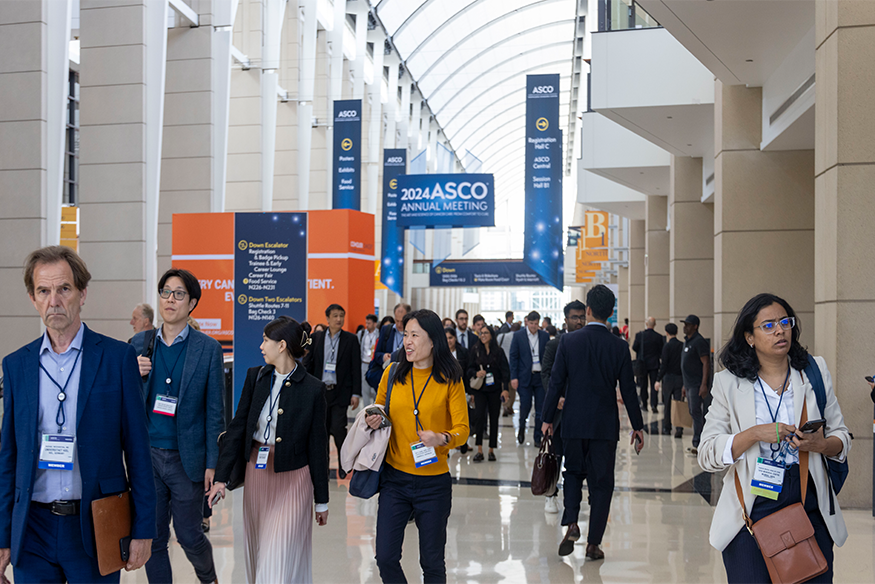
[662,428,671,435]
[473,452,484,462]
[488,451,496,462]
[517,428,525,445]
[558,523,580,556]
[338,468,347,480]
[674,428,683,439]
[585,543,605,560]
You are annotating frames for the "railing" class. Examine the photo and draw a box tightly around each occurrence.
[597,0,660,32]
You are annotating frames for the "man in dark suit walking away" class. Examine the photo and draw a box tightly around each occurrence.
[0,247,156,583]
[305,304,361,480]
[542,285,645,560]
[632,316,665,413]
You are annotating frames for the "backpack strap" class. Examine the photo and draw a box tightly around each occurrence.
[385,363,397,418]
[804,354,827,418]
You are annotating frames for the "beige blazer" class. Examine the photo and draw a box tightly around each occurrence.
[340,404,391,473]
[698,356,851,551]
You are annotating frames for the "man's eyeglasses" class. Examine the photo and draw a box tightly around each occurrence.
[159,289,188,301]
[567,315,583,322]
[756,317,795,335]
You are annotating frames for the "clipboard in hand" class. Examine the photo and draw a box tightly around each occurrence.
[91,491,132,576]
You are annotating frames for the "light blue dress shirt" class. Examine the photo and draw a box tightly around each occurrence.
[322,330,341,384]
[34,323,85,503]
[156,323,190,347]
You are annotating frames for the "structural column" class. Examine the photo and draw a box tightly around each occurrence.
[627,219,645,341]
[645,195,669,326]
[713,80,814,350]
[814,0,875,509]
[669,156,713,339]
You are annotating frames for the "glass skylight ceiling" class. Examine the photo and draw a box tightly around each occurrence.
[374,0,577,202]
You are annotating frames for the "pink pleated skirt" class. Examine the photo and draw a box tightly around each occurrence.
[243,443,314,584]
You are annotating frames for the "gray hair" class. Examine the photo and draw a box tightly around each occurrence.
[136,303,154,324]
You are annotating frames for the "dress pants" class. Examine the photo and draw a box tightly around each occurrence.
[14,506,119,584]
[561,438,617,546]
[686,386,711,448]
[661,374,684,432]
[361,362,375,406]
[473,390,501,448]
[324,386,349,457]
[375,465,453,584]
[146,448,217,584]
[722,465,833,583]
[638,368,658,409]
[517,381,545,442]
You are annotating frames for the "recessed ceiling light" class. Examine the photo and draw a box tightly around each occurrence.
[746,59,753,63]
[667,116,673,119]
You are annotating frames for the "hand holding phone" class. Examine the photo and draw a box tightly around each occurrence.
[210,491,223,507]
[865,376,874,383]
[799,418,826,434]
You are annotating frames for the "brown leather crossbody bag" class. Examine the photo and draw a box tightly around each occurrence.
[733,401,828,584]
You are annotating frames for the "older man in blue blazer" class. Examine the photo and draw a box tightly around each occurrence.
[131,268,224,584]
[509,311,551,446]
[0,247,156,583]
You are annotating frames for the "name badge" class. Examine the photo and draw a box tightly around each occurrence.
[485,373,495,386]
[532,353,540,364]
[324,363,337,373]
[153,395,178,416]
[256,446,270,469]
[532,363,542,372]
[39,434,75,470]
[410,441,438,468]
[751,457,785,500]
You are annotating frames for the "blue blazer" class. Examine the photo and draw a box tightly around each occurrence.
[372,324,403,365]
[0,326,157,565]
[542,323,644,440]
[131,328,225,483]
[509,328,550,387]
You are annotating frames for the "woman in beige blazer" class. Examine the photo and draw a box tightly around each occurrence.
[698,293,850,583]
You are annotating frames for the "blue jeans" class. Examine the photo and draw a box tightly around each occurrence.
[145,448,216,584]
[517,381,545,441]
[14,506,119,584]
[375,465,452,584]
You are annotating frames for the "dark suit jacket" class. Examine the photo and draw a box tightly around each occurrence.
[0,326,157,564]
[509,328,550,387]
[303,329,361,403]
[214,364,329,504]
[632,328,665,372]
[466,344,511,393]
[453,345,471,393]
[497,322,512,335]
[456,329,478,351]
[543,323,644,440]
[372,324,404,365]
[132,328,225,482]
[540,335,561,393]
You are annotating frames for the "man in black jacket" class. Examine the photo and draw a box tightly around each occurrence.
[656,322,684,437]
[304,304,361,479]
[632,316,665,413]
[542,285,644,560]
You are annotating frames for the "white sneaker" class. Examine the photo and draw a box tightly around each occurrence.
[544,496,559,514]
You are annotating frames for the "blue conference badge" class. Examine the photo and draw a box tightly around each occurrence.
[395,173,495,228]
[381,149,406,297]
[332,99,362,210]
[524,74,564,290]
[233,213,307,413]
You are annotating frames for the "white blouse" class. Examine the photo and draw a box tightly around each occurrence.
[722,377,798,465]
[254,366,295,446]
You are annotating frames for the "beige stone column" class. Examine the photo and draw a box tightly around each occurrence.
[714,80,814,351]
[814,0,875,509]
[78,0,149,339]
[645,196,669,327]
[627,219,646,342]
[669,156,714,340]
[617,266,629,336]
[0,1,51,357]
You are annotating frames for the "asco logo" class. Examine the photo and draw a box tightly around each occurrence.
[341,138,353,151]
[337,109,358,118]
[536,117,549,131]
[532,85,554,94]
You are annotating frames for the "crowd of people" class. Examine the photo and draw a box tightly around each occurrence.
[0,245,860,584]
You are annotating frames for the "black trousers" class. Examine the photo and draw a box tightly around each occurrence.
[561,438,617,545]
[722,465,833,583]
[638,368,658,408]
[324,387,348,457]
[473,390,501,448]
[661,374,683,432]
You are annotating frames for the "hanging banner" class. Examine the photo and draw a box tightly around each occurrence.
[332,99,361,210]
[395,173,495,227]
[576,210,610,283]
[381,149,406,296]
[234,213,307,410]
[524,73,563,290]
[430,261,545,287]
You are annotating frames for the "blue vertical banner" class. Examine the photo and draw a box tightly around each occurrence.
[524,74,564,290]
[381,149,406,297]
[332,99,362,210]
[233,213,307,412]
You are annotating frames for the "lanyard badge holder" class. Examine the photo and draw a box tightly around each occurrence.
[751,369,794,500]
[410,373,438,468]
[38,349,82,471]
[152,337,187,417]
[325,334,339,374]
[258,371,292,469]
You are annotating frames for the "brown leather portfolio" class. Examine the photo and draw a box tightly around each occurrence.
[91,491,132,576]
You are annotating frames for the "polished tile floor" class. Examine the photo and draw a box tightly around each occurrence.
[117,402,875,584]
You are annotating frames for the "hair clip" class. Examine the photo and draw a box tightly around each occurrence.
[301,331,312,348]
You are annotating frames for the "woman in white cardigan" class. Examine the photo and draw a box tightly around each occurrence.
[698,293,850,583]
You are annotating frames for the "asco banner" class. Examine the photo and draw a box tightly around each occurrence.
[332,99,361,210]
[430,261,545,287]
[381,149,406,297]
[395,173,494,227]
[524,74,563,290]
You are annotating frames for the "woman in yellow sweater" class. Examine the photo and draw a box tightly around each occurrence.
[365,309,469,583]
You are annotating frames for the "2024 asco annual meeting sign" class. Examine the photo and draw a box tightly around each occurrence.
[394,173,495,228]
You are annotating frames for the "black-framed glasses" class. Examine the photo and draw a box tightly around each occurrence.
[567,315,583,322]
[756,317,795,335]
[159,289,188,301]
